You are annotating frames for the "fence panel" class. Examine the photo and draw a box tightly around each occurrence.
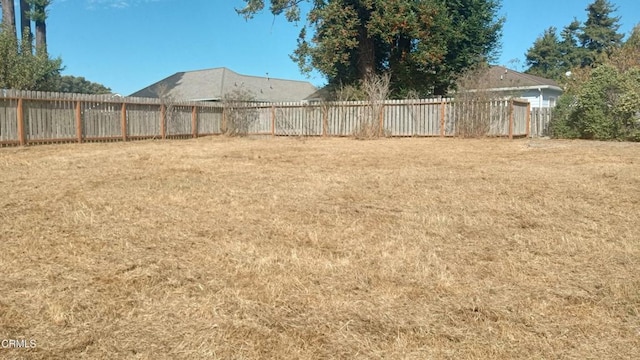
[246,107,271,135]
[127,104,161,138]
[327,103,362,136]
[444,102,456,136]
[416,101,444,136]
[384,101,413,136]
[512,101,529,136]
[197,106,222,135]
[531,108,552,137]
[0,98,18,144]
[83,102,122,140]
[275,104,323,136]
[488,100,509,136]
[166,106,193,136]
[24,97,76,141]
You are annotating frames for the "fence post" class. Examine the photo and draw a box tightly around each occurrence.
[508,99,514,140]
[378,103,385,137]
[271,105,276,137]
[192,106,198,138]
[221,106,226,135]
[121,103,127,141]
[75,101,82,143]
[17,98,26,146]
[440,101,446,137]
[526,102,531,138]
[322,105,328,137]
[160,104,166,139]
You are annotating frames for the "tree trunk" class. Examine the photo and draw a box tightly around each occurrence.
[356,7,375,81]
[19,0,32,46]
[1,0,17,39]
[35,19,46,53]
[357,27,375,80]
[34,3,46,54]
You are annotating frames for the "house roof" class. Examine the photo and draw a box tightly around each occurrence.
[129,67,318,102]
[485,66,562,92]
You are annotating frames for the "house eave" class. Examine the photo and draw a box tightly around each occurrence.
[485,85,563,93]
[189,98,221,102]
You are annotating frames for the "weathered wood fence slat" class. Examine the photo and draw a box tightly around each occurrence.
[0,89,548,147]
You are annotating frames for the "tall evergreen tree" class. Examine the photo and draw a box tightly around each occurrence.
[30,0,50,54]
[579,0,623,66]
[1,0,16,37]
[525,27,563,79]
[238,0,503,96]
[525,0,625,78]
[559,20,584,70]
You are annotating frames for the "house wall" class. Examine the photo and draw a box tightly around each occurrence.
[519,89,563,108]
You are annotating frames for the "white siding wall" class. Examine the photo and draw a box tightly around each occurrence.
[520,89,563,108]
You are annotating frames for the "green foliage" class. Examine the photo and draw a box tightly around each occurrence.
[609,24,640,71]
[548,92,580,139]
[238,0,504,97]
[525,27,564,79]
[545,8,640,142]
[525,0,624,80]
[579,0,623,65]
[0,28,61,90]
[550,64,640,141]
[27,0,51,23]
[57,75,111,94]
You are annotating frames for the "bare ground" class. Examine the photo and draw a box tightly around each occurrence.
[0,137,639,359]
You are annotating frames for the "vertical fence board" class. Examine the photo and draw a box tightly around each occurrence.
[75,101,82,143]
[17,98,25,145]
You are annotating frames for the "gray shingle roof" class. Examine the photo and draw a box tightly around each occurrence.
[487,66,562,90]
[130,67,318,102]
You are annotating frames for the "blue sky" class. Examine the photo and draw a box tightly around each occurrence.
[38,0,640,95]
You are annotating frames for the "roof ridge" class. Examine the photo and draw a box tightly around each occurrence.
[175,67,310,84]
[519,71,560,86]
[490,65,559,87]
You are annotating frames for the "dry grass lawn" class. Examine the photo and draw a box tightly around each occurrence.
[0,137,639,359]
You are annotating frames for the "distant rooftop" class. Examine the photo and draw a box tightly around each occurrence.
[486,66,562,91]
[130,67,318,102]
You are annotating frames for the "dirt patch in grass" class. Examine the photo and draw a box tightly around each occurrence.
[1,137,639,359]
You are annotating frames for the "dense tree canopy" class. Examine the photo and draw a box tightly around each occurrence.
[0,29,61,90]
[579,0,623,65]
[524,27,564,79]
[238,0,504,97]
[525,0,624,80]
[57,75,112,94]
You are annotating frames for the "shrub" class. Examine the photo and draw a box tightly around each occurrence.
[552,64,640,141]
[453,65,511,138]
[222,87,259,137]
[354,73,391,139]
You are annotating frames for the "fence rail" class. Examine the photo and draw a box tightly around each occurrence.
[0,89,541,146]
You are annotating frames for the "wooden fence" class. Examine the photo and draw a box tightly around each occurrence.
[0,89,535,146]
[530,107,553,137]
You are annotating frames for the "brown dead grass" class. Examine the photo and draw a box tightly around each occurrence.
[0,137,639,359]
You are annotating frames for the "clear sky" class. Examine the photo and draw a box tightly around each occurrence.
[39,0,640,95]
